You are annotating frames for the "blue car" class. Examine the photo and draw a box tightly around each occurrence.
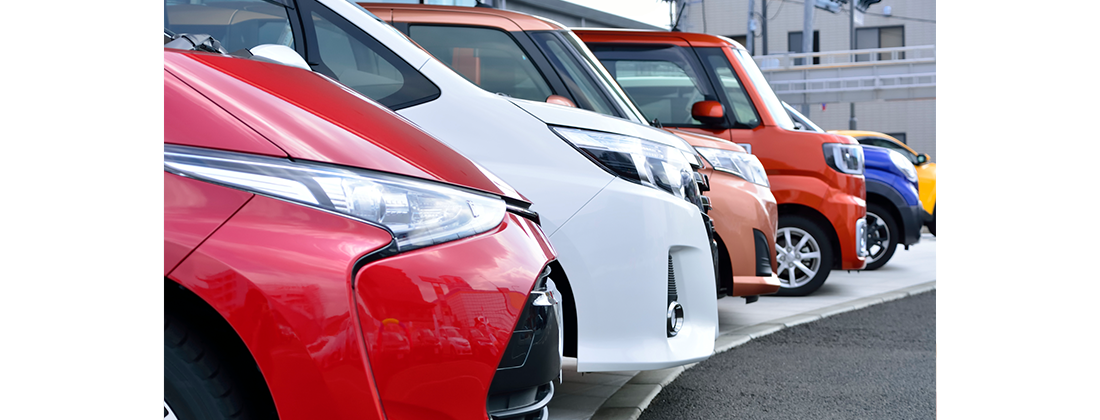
[859,145,923,269]
[783,102,920,269]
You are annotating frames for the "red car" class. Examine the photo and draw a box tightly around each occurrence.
[164,44,561,420]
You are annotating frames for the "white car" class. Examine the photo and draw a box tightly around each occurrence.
[165,0,718,373]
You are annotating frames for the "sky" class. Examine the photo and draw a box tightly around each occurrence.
[561,0,674,29]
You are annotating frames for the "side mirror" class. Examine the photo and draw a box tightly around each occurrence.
[917,153,930,165]
[691,100,725,126]
[546,95,577,108]
[248,44,311,71]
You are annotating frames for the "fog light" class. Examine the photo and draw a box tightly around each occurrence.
[667,301,685,337]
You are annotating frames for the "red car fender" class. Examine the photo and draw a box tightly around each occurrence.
[353,213,556,420]
[168,194,393,420]
[163,173,253,275]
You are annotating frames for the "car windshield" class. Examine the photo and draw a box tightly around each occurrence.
[783,102,824,133]
[165,0,441,110]
[164,0,295,52]
[558,31,650,124]
[730,48,795,130]
[859,137,920,165]
[407,24,554,102]
[589,44,720,128]
[527,31,623,118]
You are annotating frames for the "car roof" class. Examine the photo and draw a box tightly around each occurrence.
[361,3,565,31]
[572,28,745,49]
[829,130,917,155]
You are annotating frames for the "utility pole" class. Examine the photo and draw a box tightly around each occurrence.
[848,0,857,130]
[747,0,755,55]
[761,0,768,55]
[801,0,813,116]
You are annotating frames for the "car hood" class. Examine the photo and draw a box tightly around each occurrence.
[164,49,527,203]
[506,98,695,154]
[664,128,747,153]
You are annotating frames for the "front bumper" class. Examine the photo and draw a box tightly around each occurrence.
[704,171,780,298]
[822,190,868,270]
[550,178,718,372]
[353,213,560,420]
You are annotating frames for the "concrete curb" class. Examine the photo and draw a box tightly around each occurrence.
[586,280,936,420]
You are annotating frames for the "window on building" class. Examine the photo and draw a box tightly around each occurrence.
[788,30,819,65]
[725,35,748,49]
[855,25,904,61]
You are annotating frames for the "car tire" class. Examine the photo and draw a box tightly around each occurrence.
[927,206,936,236]
[165,311,256,420]
[774,215,834,296]
[864,203,899,270]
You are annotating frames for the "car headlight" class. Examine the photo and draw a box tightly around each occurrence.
[888,149,919,183]
[823,143,865,175]
[164,145,506,252]
[551,126,700,205]
[694,147,770,188]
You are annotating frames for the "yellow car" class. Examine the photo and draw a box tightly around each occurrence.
[830,130,936,235]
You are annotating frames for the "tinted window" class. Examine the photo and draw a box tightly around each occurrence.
[729,48,795,130]
[529,32,619,117]
[698,51,759,127]
[164,0,295,53]
[304,7,439,109]
[590,44,719,127]
[408,25,552,102]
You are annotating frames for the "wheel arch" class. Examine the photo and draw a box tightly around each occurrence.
[165,277,279,418]
[865,179,909,235]
[776,203,841,269]
[547,260,579,358]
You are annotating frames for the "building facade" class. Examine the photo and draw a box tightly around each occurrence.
[675,0,937,161]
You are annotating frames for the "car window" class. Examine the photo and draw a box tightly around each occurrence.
[730,48,795,130]
[698,51,759,127]
[783,102,824,132]
[164,0,295,53]
[528,32,619,117]
[303,7,440,110]
[589,44,719,127]
[408,25,553,102]
[863,137,919,164]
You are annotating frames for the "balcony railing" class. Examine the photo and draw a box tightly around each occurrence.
[754,45,936,70]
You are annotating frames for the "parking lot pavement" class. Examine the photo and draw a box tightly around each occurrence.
[546,233,936,420]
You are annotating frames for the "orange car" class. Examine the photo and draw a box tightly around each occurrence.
[364,3,781,300]
[577,29,869,296]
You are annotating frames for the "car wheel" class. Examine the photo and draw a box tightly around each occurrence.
[864,203,899,270]
[165,311,256,420]
[774,215,834,296]
[927,206,936,236]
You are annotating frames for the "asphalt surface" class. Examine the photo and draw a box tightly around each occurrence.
[638,291,936,420]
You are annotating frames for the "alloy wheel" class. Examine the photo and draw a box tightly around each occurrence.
[865,212,891,265]
[775,226,822,288]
